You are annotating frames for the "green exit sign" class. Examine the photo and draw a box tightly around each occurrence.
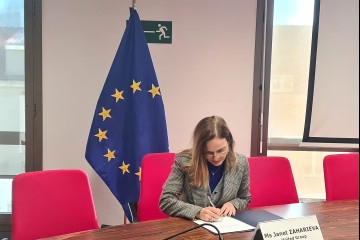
[141,21,172,44]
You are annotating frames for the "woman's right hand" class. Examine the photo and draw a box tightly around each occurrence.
[196,207,221,222]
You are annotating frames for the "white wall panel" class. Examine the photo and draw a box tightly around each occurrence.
[42,0,257,225]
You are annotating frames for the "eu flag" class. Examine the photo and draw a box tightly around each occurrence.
[85,8,169,223]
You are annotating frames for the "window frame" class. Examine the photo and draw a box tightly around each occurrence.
[251,0,359,156]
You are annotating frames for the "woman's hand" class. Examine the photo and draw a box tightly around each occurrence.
[196,207,221,222]
[220,202,236,216]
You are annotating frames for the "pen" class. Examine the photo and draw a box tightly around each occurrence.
[207,194,223,221]
[207,194,216,208]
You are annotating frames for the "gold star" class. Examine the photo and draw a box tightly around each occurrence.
[103,149,116,162]
[95,128,108,142]
[130,80,141,93]
[148,84,161,98]
[135,167,142,181]
[111,89,124,102]
[119,161,130,174]
[98,107,111,121]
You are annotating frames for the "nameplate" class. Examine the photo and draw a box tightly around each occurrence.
[252,215,324,240]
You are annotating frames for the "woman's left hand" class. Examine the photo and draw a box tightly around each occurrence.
[220,202,236,216]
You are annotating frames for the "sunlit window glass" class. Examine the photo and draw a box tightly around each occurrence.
[0,0,25,214]
[268,0,314,140]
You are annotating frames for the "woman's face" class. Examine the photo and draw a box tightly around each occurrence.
[205,137,229,166]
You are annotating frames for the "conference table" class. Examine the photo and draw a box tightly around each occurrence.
[44,200,358,240]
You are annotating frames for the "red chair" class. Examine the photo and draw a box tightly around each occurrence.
[137,152,175,222]
[12,169,99,240]
[323,153,359,201]
[248,156,299,208]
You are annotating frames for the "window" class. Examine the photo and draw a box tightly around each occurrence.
[268,0,314,144]
[0,0,42,234]
[252,0,358,201]
[0,0,25,215]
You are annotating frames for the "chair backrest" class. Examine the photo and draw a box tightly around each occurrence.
[248,156,299,208]
[137,152,175,222]
[323,153,359,201]
[12,169,99,240]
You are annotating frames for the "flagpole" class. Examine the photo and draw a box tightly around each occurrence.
[132,0,136,9]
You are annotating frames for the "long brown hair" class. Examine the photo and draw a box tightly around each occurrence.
[185,116,236,188]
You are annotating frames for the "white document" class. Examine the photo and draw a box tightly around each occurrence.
[194,216,255,234]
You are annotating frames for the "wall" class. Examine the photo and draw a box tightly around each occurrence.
[42,0,257,225]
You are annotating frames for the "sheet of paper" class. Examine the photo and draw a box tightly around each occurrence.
[194,216,255,234]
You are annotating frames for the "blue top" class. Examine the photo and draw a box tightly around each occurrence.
[207,161,225,192]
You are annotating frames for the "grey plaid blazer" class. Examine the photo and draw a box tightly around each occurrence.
[159,151,251,220]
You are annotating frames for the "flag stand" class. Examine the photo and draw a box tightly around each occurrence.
[132,0,136,9]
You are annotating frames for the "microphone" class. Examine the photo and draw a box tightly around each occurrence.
[163,223,224,240]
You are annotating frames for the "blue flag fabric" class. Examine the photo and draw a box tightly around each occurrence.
[85,8,169,223]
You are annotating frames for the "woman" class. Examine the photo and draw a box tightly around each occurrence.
[159,116,251,222]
